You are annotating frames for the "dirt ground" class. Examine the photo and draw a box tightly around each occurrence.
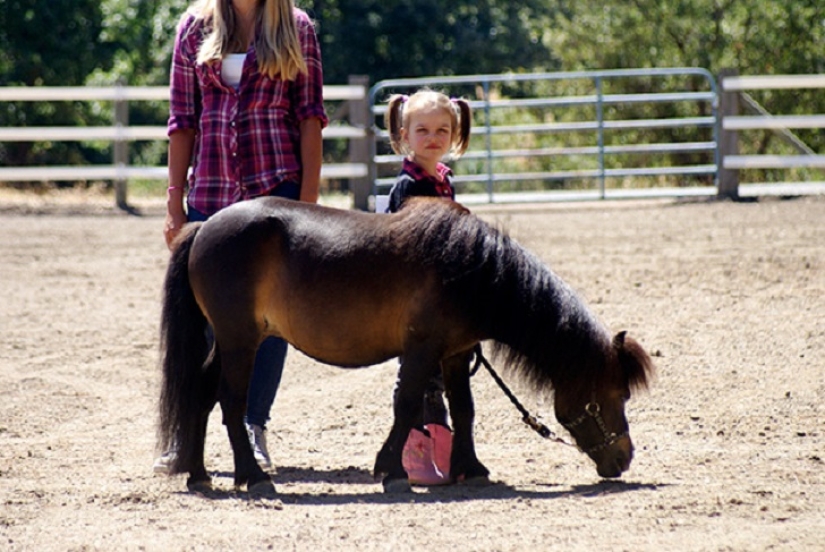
[0,189,822,551]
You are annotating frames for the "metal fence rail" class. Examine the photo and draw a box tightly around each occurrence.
[369,68,719,206]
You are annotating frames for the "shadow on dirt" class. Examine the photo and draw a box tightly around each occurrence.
[207,465,376,485]
[184,466,666,505]
[280,479,666,506]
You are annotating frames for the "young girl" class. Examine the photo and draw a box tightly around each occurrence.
[383,89,472,484]
[384,89,472,213]
[156,0,327,475]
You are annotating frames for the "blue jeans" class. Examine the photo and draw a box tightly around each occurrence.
[187,183,299,428]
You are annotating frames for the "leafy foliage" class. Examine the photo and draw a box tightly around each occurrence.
[544,0,825,159]
[0,0,111,86]
[0,0,822,184]
[311,0,553,83]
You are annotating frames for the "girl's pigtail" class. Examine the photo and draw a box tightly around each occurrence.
[452,98,473,157]
[384,94,407,155]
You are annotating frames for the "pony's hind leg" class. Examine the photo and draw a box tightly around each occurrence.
[218,347,274,495]
[443,350,490,484]
[186,348,221,492]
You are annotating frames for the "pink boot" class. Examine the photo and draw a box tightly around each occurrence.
[402,424,453,486]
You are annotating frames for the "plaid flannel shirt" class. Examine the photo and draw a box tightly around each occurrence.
[167,9,328,215]
[386,158,455,212]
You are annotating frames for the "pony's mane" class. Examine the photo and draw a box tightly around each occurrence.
[391,199,627,393]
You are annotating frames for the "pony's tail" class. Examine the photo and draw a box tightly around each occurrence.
[157,222,209,475]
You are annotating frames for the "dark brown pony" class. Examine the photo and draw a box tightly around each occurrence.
[158,197,654,494]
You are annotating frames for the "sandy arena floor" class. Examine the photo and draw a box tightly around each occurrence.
[0,191,822,551]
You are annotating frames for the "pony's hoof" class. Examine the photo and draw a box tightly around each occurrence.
[383,478,412,494]
[186,479,213,494]
[459,475,491,487]
[248,479,277,498]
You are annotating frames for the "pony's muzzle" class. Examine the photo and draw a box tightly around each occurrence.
[594,435,634,478]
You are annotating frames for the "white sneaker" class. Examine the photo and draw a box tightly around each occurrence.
[246,423,272,469]
[153,447,178,474]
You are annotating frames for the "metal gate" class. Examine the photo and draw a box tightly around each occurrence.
[369,68,718,208]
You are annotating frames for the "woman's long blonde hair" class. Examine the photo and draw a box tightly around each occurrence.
[188,0,307,80]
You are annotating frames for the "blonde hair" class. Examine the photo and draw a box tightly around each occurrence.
[188,0,307,80]
[384,89,472,158]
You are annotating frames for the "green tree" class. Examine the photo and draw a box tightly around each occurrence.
[0,0,185,173]
[311,0,554,84]
[0,0,114,169]
[544,0,824,171]
[0,0,111,86]
[543,0,824,76]
[2,0,822,184]
[92,0,183,86]
[88,0,187,171]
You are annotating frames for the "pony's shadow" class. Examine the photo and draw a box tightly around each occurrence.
[208,465,375,486]
[185,466,667,505]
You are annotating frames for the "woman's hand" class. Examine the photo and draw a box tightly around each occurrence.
[164,209,188,250]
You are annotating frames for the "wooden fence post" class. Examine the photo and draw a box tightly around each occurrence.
[113,79,129,209]
[347,75,372,211]
[718,68,740,199]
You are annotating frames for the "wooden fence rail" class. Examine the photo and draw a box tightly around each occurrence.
[718,71,825,198]
[0,81,371,208]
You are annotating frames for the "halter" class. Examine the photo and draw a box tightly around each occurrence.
[558,400,629,455]
[471,344,626,455]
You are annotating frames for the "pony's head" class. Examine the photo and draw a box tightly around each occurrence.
[552,331,654,478]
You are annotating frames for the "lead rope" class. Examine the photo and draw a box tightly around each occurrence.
[470,344,575,448]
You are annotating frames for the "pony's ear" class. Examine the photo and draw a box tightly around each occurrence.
[614,331,654,391]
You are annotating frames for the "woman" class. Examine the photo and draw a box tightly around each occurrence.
[155,0,327,473]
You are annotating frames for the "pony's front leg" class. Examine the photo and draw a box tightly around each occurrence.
[443,350,490,484]
[374,352,433,493]
[218,348,273,495]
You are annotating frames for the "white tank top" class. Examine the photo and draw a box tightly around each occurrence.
[222,54,246,89]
